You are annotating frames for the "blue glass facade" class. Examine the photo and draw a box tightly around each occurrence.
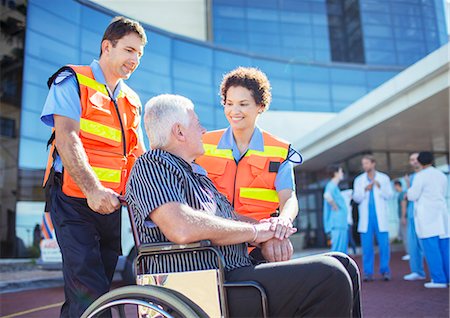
[213,0,447,67]
[21,0,427,170]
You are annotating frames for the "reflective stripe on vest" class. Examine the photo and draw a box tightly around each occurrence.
[80,118,122,143]
[203,143,234,159]
[202,143,287,161]
[240,188,279,203]
[76,73,109,96]
[92,166,121,183]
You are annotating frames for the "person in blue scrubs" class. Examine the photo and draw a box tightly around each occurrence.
[353,155,393,282]
[323,165,348,253]
[403,152,425,281]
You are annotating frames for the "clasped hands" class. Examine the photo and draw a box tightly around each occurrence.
[253,216,297,262]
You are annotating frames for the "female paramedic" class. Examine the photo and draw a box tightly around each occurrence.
[196,67,302,262]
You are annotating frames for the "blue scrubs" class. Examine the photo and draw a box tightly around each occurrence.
[360,176,390,276]
[421,236,450,284]
[323,181,348,253]
[406,174,425,276]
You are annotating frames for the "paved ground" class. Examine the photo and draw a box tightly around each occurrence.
[0,249,448,317]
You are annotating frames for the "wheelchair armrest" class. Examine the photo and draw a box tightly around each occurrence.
[138,240,212,254]
[224,281,269,318]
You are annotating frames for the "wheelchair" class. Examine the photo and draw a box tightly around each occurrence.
[81,202,269,318]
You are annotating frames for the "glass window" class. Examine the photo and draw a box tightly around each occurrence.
[21,83,48,113]
[295,82,330,100]
[331,84,367,102]
[128,70,170,95]
[394,28,424,41]
[363,25,393,38]
[248,33,280,45]
[396,52,423,66]
[140,52,171,75]
[214,5,245,18]
[312,14,327,26]
[366,71,398,88]
[280,22,312,36]
[396,40,424,52]
[280,0,310,11]
[293,65,330,83]
[332,100,352,112]
[247,20,279,34]
[365,50,397,65]
[362,12,391,25]
[295,99,333,112]
[25,30,78,66]
[23,56,60,86]
[27,4,78,47]
[173,40,213,66]
[173,60,211,85]
[270,97,294,111]
[214,51,252,71]
[19,138,48,169]
[32,0,80,24]
[364,37,395,50]
[282,35,313,49]
[247,8,278,21]
[391,3,421,16]
[173,79,213,105]
[80,5,112,33]
[314,49,331,62]
[81,28,102,56]
[270,78,293,99]
[280,11,311,23]
[330,68,366,85]
[214,17,246,31]
[20,110,50,142]
[147,31,172,56]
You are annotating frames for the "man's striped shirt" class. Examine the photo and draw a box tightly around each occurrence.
[125,149,252,274]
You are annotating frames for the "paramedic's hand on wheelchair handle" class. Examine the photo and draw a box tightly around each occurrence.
[86,186,121,214]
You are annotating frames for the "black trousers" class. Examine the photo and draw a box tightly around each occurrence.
[50,182,121,318]
[226,252,362,318]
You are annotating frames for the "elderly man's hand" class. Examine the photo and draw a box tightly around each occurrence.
[261,238,293,262]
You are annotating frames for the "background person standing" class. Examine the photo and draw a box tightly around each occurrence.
[353,155,393,281]
[403,152,426,281]
[40,16,147,317]
[407,151,449,288]
[323,165,348,253]
[394,180,408,260]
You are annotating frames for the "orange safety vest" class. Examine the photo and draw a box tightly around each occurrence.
[42,65,144,198]
[196,129,290,221]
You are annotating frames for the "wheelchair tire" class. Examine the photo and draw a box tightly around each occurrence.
[81,285,209,318]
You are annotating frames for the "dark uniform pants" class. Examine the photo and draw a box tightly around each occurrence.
[226,252,362,317]
[50,180,121,318]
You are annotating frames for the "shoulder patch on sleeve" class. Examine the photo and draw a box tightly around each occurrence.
[54,71,75,85]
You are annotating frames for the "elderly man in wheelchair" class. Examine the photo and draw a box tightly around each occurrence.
[82,94,361,318]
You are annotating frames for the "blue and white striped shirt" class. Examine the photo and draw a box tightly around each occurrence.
[125,149,252,274]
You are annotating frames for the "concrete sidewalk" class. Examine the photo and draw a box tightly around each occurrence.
[0,259,63,294]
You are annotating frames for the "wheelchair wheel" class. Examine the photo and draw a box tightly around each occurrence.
[81,285,209,318]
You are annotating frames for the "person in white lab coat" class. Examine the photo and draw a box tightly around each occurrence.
[407,151,449,288]
[353,155,393,281]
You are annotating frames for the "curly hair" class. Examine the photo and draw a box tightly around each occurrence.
[220,67,272,111]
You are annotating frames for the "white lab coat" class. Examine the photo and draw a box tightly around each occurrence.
[407,166,449,239]
[353,171,393,233]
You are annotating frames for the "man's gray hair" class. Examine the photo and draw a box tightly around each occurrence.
[144,94,194,148]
